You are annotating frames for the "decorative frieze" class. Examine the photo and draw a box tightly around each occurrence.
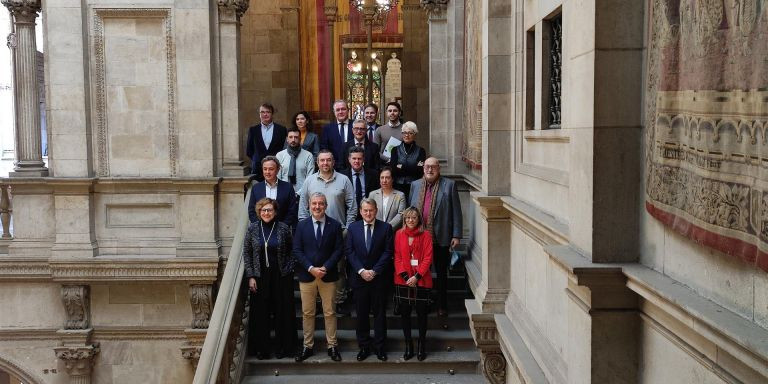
[189,284,213,328]
[49,258,218,282]
[419,0,448,20]
[61,285,90,330]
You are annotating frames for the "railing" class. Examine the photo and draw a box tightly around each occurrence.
[0,183,12,239]
[193,188,252,384]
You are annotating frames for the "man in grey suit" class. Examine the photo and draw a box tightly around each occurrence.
[408,157,462,316]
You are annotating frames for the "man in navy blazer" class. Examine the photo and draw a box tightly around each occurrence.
[340,146,380,220]
[345,198,393,361]
[319,99,354,171]
[342,119,381,171]
[246,103,287,180]
[247,156,297,227]
[293,192,344,362]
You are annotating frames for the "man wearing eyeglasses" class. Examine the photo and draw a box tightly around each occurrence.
[407,157,462,317]
[342,119,381,171]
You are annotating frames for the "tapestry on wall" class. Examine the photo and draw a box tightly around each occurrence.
[645,0,768,272]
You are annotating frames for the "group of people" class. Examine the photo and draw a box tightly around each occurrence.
[242,100,462,363]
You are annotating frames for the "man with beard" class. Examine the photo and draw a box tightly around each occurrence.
[277,126,315,194]
[374,101,403,164]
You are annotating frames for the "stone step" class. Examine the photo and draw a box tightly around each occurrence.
[242,373,487,384]
[273,329,475,352]
[295,309,471,331]
[243,350,482,376]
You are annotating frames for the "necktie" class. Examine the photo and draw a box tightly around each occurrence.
[356,143,363,148]
[315,221,322,244]
[365,224,372,251]
[339,123,345,142]
[368,126,375,142]
[355,173,363,207]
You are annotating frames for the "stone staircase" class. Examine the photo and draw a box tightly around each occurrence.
[241,269,486,384]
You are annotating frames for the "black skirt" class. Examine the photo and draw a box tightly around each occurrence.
[394,284,430,305]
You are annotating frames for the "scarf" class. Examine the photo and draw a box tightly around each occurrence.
[286,145,301,185]
[417,178,440,235]
[402,226,425,262]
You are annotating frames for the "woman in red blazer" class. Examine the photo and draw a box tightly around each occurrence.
[394,206,433,361]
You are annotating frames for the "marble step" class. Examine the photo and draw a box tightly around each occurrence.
[243,350,482,376]
[241,373,487,384]
[291,308,471,331]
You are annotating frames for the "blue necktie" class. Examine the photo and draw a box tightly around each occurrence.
[315,221,322,244]
[355,173,363,208]
[368,126,375,142]
[365,224,372,252]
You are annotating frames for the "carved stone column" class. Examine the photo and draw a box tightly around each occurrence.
[2,0,48,177]
[467,300,506,384]
[419,0,448,19]
[54,344,99,384]
[324,1,338,112]
[215,0,250,176]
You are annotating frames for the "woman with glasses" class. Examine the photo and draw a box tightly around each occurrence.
[393,206,433,361]
[243,198,297,360]
[389,121,427,199]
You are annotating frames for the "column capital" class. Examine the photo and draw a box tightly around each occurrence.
[2,0,41,23]
[217,0,249,18]
[419,0,448,20]
[54,344,100,379]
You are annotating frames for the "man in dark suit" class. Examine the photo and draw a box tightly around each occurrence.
[341,146,380,220]
[293,192,344,362]
[247,156,297,227]
[345,198,393,361]
[246,103,287,180]
[408,157,462,317]
[319,99,354,171]
[363,103,380,144]
[342,119,381,171]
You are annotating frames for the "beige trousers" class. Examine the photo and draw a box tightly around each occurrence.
[299,278,337,348]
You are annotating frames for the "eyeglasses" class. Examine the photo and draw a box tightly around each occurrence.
[352,127,366,131]
[401,131,415,135]
[260,208,275,212]
[424,165,439,170]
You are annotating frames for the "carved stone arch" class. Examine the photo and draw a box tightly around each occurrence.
[0,355,45,384]
[713,118,737,143]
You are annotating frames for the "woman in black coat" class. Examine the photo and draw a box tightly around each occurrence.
[389,121,427,199]
[243,197,297,359]
[292,111,320,160]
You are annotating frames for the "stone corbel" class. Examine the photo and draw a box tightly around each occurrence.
[54,344,99,383]
[466,300,506,384]
[180,328,206,369]
[62,285,90,330]
[190,284,213,328]
[419,0,448,20]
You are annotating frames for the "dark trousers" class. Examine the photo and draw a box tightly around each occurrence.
[249,266,297,355]
[354,278,388,350]
[400,298,428,340]
[432,245,450,311]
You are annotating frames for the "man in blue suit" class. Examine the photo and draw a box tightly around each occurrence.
[246,156,297,227]
[246,103,287,180]
[319,99,354,171]
[293,192,344,362]
[345,198,393,361]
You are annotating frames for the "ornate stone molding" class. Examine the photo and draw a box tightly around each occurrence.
[420,0,448,20]
[189,284,213,328]
[54,344,99,382]
[180,345,202,368]
[467,300,506,384]
[6,32,16,48]
[62,285,90,330]
[0,257,51,280]
[49,258,218,282]
[1,0,41,23]
[92,9,177,177]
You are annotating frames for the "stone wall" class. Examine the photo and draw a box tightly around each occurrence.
[239,0,300,155]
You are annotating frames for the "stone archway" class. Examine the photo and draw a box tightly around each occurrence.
[0,356,43,384]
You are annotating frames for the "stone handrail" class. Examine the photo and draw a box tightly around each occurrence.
[193,187,251,383]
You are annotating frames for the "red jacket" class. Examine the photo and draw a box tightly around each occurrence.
[393,229,433,288]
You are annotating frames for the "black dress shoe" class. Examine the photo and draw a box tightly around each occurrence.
[336,304,351,316]
[376,350,388,361]
[328,346,342,361]
[403,339,414,361]
[416,339,427,361]
[255,351,269,360]
[295,347,313,362]
[274,351,284,359]
[356,347,370,361]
